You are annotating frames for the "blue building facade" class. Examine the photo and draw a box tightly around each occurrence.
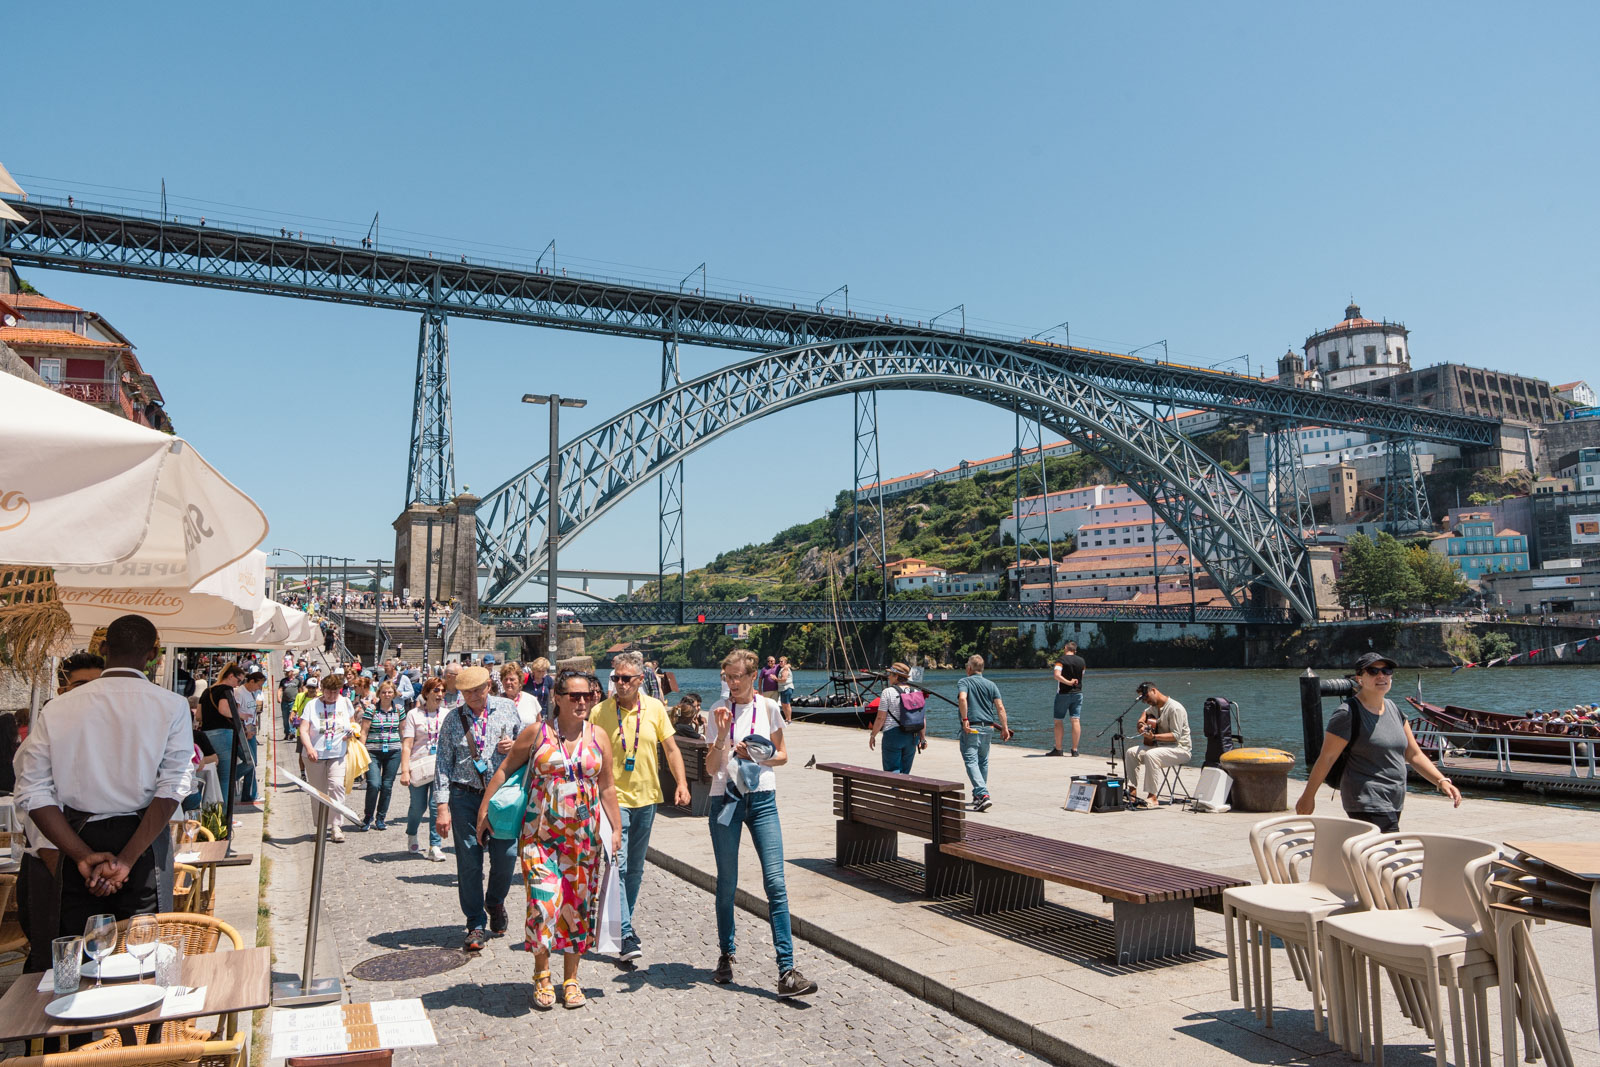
[1432,513,1529,583]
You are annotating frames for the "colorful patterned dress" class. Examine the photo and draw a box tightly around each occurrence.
[520,723,604,954]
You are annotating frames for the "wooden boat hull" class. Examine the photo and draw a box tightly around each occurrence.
[1407,698,1592,759]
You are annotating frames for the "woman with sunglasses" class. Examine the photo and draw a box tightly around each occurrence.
[1295,652,1462,830]
[477,670,620,1011]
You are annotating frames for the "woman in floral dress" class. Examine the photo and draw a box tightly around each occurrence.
[478,669,620,1010]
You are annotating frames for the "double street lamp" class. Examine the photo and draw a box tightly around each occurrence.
[523,393,587,662]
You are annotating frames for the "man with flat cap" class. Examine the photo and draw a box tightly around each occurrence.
[14,614,192,941]
[433,664,523,952]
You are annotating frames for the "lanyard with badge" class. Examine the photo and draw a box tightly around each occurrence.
[615,703,643,773]
[549,724,590,820]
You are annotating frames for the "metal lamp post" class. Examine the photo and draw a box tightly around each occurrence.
[367,558,386,663]
[524,393,587,662]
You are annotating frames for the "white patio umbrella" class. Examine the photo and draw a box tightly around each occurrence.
[0,373,268,586]
[58,551,267,641]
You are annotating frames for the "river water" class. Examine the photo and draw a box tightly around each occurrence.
[659,664,1600,797]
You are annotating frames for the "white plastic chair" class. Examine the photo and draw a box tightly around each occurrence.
[1322,833,1498,1067]
[1483,854,1579,1067]
[1223,816,1377,1033]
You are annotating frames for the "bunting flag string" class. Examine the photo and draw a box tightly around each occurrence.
[1487,657,1504,668]
[1553,643,1568,659]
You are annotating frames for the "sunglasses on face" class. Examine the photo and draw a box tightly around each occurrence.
[611,674,641,683]
[1364,666,1395,676]
[558,690,598,702]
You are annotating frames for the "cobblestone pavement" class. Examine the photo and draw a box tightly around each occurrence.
[280,807,1049,1066]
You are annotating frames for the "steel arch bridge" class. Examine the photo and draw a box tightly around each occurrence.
[477,336,1317,619]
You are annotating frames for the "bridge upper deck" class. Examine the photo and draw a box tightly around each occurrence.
[1,196,1497,447]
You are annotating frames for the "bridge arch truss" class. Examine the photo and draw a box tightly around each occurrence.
[477,336,1318,619]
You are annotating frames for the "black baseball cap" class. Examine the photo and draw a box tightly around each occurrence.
[1353,652,1398,673]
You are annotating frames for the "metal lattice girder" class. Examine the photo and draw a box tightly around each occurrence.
[1263,426,1316,536]
[475,335,1319,619]
[1384,435,1433,536]
[1,198,1496,448]
[404,307,455,506]
[485,599,1292,629]
[1013,410,1055,599]
[851,392,888,598]
[658,336,685,602]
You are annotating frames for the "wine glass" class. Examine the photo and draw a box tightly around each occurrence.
[83,914,117,990]
[125,916,159,984]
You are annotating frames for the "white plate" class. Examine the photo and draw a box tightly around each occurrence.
[82,946,175,981]
[45,983,165,1021]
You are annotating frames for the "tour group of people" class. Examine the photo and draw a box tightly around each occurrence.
[6,609,1465,1014]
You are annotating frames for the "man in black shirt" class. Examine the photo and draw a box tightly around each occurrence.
[1049,641,1086,757]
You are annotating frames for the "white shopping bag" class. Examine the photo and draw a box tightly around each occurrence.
[594,809,622,954]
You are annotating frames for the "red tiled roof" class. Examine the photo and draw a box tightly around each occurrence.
[5,293,81,312]
[0,327,125,350]
[1555,381,1585,391]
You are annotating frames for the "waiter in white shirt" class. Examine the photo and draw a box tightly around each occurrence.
[13,614,194,938]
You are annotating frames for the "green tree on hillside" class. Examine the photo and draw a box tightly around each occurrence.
[1336,532,1466,614]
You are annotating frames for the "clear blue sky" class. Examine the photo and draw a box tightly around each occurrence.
[7,3,1597,598]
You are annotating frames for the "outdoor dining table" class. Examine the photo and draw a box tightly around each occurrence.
[174,840,256,870]
[1493,841,1599,1066]
[0,945,271,1044]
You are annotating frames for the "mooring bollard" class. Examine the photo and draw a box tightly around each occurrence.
[1299,667,1357,770]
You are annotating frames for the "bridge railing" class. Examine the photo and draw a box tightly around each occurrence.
[483,600,1296,628]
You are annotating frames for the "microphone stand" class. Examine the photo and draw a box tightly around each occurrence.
[1097,698,1145,781]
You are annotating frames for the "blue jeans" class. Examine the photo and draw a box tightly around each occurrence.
[281,700,295,740]
[880,727,919,774]
[448,788,516,932]
[708,790,793,972]
[618,804,657,943]
[364,749,401,823]
[237,735,259,802]
[960,726,993,800]
[203,729,234,804]
[405,783,441,848]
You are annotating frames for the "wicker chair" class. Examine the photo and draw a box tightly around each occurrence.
[0,871,31,964]
[5,1036,245,1067]
[171,864,200,914]
[113,913,243,955]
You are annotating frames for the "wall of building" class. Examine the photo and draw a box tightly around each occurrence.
[1531,490,1600,566]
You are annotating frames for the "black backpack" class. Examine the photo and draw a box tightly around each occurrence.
[1325,700,1369,791]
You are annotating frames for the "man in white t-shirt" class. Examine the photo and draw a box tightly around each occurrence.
[705,649,817,999]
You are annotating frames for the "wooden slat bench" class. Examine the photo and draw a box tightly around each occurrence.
[816,763,971,894]
[940,831,1248,963]
[661,736,712,816]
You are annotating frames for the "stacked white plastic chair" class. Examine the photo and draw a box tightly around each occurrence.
[1321,833,1499,1067]
[1223,816,1377,1035]
[1483,853,1578,1067]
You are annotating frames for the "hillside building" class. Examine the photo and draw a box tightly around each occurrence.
[1428,512,1528,584]
[1556,381,1596,409]
[0,273,172,431]
[1298,301,1412,391]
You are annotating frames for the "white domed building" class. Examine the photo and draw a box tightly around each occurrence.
[1301,301,1410,391]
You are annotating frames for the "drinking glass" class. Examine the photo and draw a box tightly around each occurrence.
[154,933,185,989]
[182,821,200,846]
[83,914,117,990]
[51,936,83,996]
[125,916,159,984]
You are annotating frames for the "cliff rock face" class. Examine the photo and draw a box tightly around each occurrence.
[794,546,835,584]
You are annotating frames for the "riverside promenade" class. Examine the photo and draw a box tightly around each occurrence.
[259,722,1599,1066]
[646,723,1599,1066]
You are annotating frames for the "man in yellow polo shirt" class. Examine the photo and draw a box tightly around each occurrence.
[591,651,691,962]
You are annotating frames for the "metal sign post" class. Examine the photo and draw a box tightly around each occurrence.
[272,767,362,1006]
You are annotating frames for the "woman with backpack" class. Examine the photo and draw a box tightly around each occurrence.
[868,662,926,774]
[1294,651,1462,831]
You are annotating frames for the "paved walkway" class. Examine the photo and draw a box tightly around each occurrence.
[262,740,1047,1067]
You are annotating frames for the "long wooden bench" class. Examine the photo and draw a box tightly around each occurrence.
[939,831,1248,963]
[816,763,971,894]
[661,736,712,816]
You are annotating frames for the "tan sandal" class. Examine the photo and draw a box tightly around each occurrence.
[530,971,555,1011]
[561,978,586,1009]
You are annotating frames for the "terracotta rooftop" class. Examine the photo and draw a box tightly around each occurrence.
[0,327,125,350]
[5,293,81,312]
